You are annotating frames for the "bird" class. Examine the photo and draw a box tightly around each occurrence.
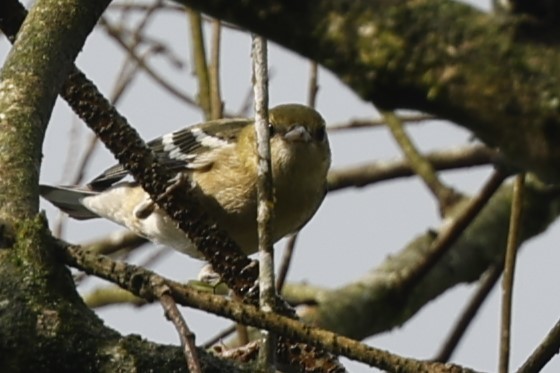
[40,104,331,260]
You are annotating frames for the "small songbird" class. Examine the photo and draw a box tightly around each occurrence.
[40,104,331,260]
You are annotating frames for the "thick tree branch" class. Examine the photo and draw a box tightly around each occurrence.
[174,0,560,181]
[283,176,560,340]
[59,242,479,373]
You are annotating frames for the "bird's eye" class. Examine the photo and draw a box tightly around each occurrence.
[315,126,326,141]
[268,123,276,136]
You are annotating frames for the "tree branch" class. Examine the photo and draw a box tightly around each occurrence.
[173,0,560,181]
[283,176,560,340]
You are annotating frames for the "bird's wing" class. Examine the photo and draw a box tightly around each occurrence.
[88,118,249,190]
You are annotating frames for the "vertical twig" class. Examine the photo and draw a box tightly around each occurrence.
[187,9,211,119]
[252,34,276,371]
[209,19,223,119]
[307,62,319,108]
[499,173,525,373]
[276,234,298,291]
[434,263,503,362]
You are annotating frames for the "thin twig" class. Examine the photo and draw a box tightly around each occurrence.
[53,57,142,238]
[187,9,212,119]
[85,245,172,308]
[327,145,495,192]
[209,19,223,119]
[100,18,199,108]
[138,246,170,269]
[54,37,147,239]
[433,263,503,362]
[71,134,100,184]
[69,43,150,186]
[109,57,141,104]
[252,34,276,371]
[203,325,237,348]
[59,117,83,185]
[307,62,319,108]
[55,9,161,244]
[235,69,277,117]
[499,173,525,373]
[276,234,298,292]
[201,61,309,352]
[84,285,145,308]
[53,117,83,238]
[100,25,184,68]
[73,232,149,285]
[238,86,254,117]
[398,169,508,293]
[383,110,461,215]
[109,0,164,108]
[236,318,250,346]
[84,230,147,255]
[108,3,184,13]
[158,290,202,373]
[517,319,560,373]
[131,0,163,45]
[328,114,435,131]
[109,0,184,69]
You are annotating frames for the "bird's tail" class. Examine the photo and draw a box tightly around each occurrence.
[39,185,99,220]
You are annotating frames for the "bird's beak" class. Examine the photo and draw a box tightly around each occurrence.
[283,125,312,143]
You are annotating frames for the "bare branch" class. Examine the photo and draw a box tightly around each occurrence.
[327,145,495,192]
[328,114,434,132]
[60,242,479,373]
[382,110,462,215]
[499,174,525,373]
[517,319,560,373]
[434,264,503,362]
[100,18,199,108]
[209,19,223,119]
[188,9,212,119]
[397,169,507,294]
[252,34,276,370]
[276,234,298,292]
[156,285,202,373]
[307,62,319,108]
